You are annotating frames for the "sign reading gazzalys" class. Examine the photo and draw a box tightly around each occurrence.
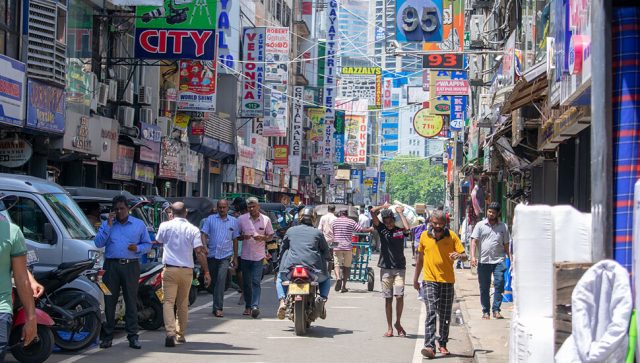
[135,0,217,60]
[240,27,266,117]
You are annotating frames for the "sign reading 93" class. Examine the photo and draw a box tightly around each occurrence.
[396,0,443,42]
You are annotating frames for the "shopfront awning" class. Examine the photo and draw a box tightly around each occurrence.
[501,61,548,115]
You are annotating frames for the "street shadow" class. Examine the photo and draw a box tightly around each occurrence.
[442,352,475,359]
[474,349,494,356]
[281,326,357,338]
[163,341,258,356]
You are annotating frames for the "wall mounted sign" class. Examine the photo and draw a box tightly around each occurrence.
[0,138,32,168]
[0,55,25,127]
[26,79,65,133]
[396,0,443,42]
[413,107,444,138]
[240,27,266,117]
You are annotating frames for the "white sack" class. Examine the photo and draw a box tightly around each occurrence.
[553,205,592,263]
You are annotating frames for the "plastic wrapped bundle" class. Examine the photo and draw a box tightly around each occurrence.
[386,201,420,228]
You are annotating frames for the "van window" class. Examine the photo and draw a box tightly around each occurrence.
[43,194,95,240]
[8,197,51,244]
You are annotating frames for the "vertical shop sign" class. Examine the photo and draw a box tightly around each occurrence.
[344,114,367,164]
[323,0,339,166]
[334,110,345,163]
[449,96,466,131]
[265,27,290,84]
[240,27,266,117]
[382,77,392,109]
[290,86,304,175]
[263,85,288,136]
[177,59,217,112]
[217,0,240,72]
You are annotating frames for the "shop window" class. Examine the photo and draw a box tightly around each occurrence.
[8,197,52,244]
[0,0,19,58]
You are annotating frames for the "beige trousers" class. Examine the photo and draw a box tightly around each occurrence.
[162,267,193,338]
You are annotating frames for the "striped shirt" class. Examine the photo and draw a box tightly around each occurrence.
[201,214,240,259]
[331,216,363,251]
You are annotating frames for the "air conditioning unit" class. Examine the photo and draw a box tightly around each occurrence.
[139,107,154,124]
[118,106,136,128]
[469,15,484,47]
[97,83,109,106]
[108,80,118,101]
[138,86,152,105]
[118,80,134,105]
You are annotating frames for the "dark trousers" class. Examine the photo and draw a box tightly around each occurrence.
[241,260,263,309]
[478,262,506,314]
[422,281,454,349]
[0,313,11,362]
[101,259,140,340]
[208,257,230,311]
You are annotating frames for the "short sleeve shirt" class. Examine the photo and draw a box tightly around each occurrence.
[238,213,274,261]
[377,224,408,269]
[470,219,510,264]
[332,217,363,250]
[201,214,241,259]
[418,229,465,284]
[0,219,28,313]
[156,217,202,268]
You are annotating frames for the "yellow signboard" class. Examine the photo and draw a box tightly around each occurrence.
[413,108,444,138]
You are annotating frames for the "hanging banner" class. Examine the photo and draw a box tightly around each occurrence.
[265,27,290,84]
[274,145,289,165]
[177,60,217,112]
[250,133,267,171]
[113,145,135,180]
[289,86,304,175]
[0,55,25,127]
[135,0,217,59]
[413,107,444,138]
[240,27,266,117]
[449,96,467,131]
[334,110,345,164]
[140,122,162,163]
[264,85,288,136]
[26,79,65,133]
[429,70,469,96]
[338,67,382,109]
[323,0,339,166]
[217,0,241,73]
[159,138,180,179]
[307,107,325,141]
[344,114,367,164]
[422,0,465,51]
[133,163,155,184]
[382,77,392,109]
[237,143,255,168]
[396,0,443,43]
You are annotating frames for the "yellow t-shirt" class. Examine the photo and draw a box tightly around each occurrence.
[418,229,465,284]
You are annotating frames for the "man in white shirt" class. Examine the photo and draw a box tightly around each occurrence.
[155,202,211,347]
[358,205,371,229]
[317,205,337,277]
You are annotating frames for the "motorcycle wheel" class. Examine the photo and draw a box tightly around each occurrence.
[293,299,307,336]
[50,292,101,351]
[367,267,375,292]
[139,299,163,331]
[188,285,198,306]
[10,325,54,363]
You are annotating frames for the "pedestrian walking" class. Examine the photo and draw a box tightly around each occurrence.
[413,210,467,359]
[238,197,274,318]
[410,216,428,266]
[232,199,248,305]
[94,195,152,350]
[370,204,410,338]
[470,202,511,320]
[201,199,240,318]
[317,204,337,277]
[155,202,211,347]
[358,205,371,229]
[331,209,374,293]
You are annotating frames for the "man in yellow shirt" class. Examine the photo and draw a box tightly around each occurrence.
[413,210,467,359]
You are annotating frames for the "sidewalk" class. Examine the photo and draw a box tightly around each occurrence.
[454,268,512,363]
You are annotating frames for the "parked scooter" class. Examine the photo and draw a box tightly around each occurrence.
[9,290,55,363]
[32,259,102,351]
[282,265,326,336]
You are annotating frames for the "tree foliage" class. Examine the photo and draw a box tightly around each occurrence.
[382,158,445,207]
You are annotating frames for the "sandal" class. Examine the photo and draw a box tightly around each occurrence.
[493,312,504,319]
[394,323,407,337]
[383,331,394,337]
[214,310,224,318]
[243,309,251,316]
[439,346,450,355]
[482,313,490,320]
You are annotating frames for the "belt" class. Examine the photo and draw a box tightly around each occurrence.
[106,258,138,264]
[165,264,191,269]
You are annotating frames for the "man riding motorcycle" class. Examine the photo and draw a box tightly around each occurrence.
[276,207,332,319]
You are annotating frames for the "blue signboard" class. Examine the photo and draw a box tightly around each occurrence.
[449,96,467,131]
[372,177,379,193]
[396,0,443,42]
[0,55,26,127]
[26,79,65,133]
[380,172,386,183]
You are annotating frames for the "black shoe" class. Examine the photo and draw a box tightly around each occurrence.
[99,339,112,349]
[334,279,342,292]
[128,337,142,349]
[251,307,260,319]
[165,336,176,348]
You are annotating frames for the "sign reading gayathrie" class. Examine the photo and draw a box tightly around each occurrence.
[135,0,217,60]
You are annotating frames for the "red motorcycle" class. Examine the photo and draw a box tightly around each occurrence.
[9,291,55,363]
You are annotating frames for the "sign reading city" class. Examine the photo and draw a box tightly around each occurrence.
[413,107,444,138]
[422,54,464,69]
[240,27,266,117]
[396,0,443,42]
[135,0,217,59]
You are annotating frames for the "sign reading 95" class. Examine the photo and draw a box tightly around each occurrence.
[396,0,443,42]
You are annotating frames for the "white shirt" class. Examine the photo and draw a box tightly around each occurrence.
[317,213,337,243]
[156,217,202,268]
[358,214,371,229]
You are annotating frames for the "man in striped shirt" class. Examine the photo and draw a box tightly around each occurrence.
[332,210,374,292]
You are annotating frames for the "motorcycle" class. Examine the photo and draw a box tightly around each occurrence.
[9,290,55,363]
[282,265,326,336]
[32,260,102,351]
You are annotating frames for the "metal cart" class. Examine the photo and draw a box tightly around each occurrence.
[349,232,375,291]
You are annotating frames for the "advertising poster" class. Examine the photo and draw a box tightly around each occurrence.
[334,110,345,164]
[274,145,289,165]
[263,85,288,136]
[237,143,255,168]
[413,108,444,138]
[250,133,267,171]
[240,27,266,117]
[429,70,469,96]
[140,122,162,163]
[0,55,25,127]
[344,114,367,164]
[113,145,135,180]
[338,67,382,109]
[422,0,465,51]
[25,79,65,133]
[135,0,217,59]
[159,138,180,179]
[396,0,443,43]
[177,60,217,112]
[133,163,155,184]
[307,107,325,141]
[265,27,290,84]
[289,86,304,175]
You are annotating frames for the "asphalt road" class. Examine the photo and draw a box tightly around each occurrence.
[10,250,474,363]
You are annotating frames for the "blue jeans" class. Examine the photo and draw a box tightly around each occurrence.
[276,272,331,300]
[478,262,507,314]
[0,313,12,362]
[241,260,264,309]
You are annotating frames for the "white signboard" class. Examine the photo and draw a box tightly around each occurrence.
[289,86,304,176]
[323,0,339,168]
[240,27,266,117]
[265,27,290,84]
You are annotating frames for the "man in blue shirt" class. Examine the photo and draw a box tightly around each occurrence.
[94,195,151,350]
[201,199,240,317]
